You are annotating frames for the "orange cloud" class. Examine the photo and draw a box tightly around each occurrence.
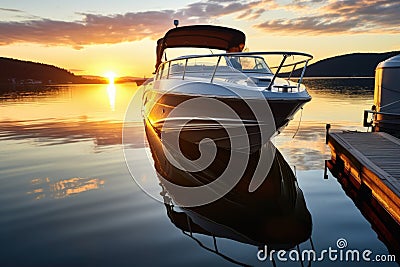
[0,0,261,49]
[1,0,398,48]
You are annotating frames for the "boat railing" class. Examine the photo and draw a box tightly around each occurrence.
[155,51,313,91]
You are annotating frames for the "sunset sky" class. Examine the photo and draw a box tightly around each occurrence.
[0,0,399,77]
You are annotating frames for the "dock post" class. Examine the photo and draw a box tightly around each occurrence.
[325,124,331,144]
[324,160,329,179]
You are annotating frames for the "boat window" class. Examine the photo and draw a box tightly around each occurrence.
[185,57,226,75]
[169,59,186,78]
[243,57,272,73]
[225,56,242,71]
[226,56,272,73]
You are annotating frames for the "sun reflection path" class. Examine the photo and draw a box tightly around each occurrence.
[107,83,116,111]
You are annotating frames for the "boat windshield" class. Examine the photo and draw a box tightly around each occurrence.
[225,56,272,73]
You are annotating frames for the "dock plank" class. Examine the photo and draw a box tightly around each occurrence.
[328,131,400,225]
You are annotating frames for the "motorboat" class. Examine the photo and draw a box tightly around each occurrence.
[145,109,308,207]
[142,24,313,153]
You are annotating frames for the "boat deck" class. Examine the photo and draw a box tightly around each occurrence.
[327,131,400,225]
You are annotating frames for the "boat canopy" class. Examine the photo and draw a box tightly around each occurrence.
[155,25,246,70]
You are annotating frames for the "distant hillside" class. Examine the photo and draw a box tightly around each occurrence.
[115,76,148,85]
[292,51,400,77]
[82,75,148,85]
[81,75,108,83]
[0,57,102,84]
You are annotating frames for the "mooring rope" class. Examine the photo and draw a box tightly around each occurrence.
[292,107,303,139]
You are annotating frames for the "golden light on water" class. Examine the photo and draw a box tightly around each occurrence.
[28,177,105,200]
[104,71,117,111]
[107,84,116,111]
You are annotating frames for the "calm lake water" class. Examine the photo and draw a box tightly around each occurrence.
[0,79,397,266]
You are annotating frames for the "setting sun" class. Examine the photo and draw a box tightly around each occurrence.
[104,71,117,84]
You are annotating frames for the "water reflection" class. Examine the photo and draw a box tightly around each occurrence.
[0,84,69,101]
[273,78,376,170]
[0,81,396,266]
[146,119,313,265]
[28,177,105,200]
[0,119,145,149]
[0,84,145,151]
[0,83,139,122]
[106,84,116,111]
[273,121,365,170]
[327,160,400,262]
[303,78,374,96]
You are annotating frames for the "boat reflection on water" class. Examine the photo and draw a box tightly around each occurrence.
[145,119,313,265]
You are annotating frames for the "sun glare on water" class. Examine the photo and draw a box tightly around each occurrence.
[104,71,117,84]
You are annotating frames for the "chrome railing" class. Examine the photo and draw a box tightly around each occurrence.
[155,51,313,91]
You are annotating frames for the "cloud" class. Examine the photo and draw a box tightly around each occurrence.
[255,0,400,35]
[0,0,260,49]
[255,15,361,35]
[0,0,398,48]
[0,11,173,49]
[0,8,24,13]
[290,0,328,8]
[237,7,266,20]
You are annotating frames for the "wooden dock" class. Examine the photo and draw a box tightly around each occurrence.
[327,131,400,226]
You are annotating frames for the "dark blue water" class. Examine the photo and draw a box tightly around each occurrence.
[0,80,397,266]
